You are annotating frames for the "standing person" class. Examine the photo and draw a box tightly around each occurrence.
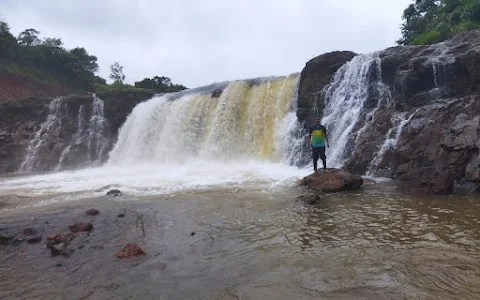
[310,116,329,175]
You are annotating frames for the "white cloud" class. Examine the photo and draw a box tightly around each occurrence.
[0,0,412,88]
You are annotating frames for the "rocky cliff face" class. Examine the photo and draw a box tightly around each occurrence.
[298,30,480,194]
[0,90,154,173]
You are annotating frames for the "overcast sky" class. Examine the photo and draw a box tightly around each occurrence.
[0,0,412,88]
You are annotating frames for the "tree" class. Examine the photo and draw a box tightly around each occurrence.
[69,47,98,73]
[42,37,63,48]
[0,20,17,59]
[0,21,10,35]
[109,62,125,84]
[398,0,480,45]
[17,28,41,46]
[134,75,187,92]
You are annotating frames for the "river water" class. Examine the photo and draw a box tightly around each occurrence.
[1,173,480,300]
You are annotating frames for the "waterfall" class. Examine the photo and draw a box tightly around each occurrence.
[366,109,420,177]
[20,95,110,173]
[108,74,301,165]
[321,53,382,168]
[19,97,64,172]
[55,95,109,170]
[54,105,86,171]
[86,94,108,165]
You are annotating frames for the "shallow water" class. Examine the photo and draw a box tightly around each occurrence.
[1,182,480,300]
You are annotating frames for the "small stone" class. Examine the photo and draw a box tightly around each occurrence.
[116,243,146,259]
[26,235,42,244]
[49,243,66,257]
[47,233,75,244]
[117,213,125,218]
[21,228,38,236]
[85,209,100,216]
[90,245,104,250]
[68,223,93,233]
[56,262,62,267]
[106,189,122,197]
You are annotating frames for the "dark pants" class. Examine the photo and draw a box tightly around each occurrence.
[312,146,326,171]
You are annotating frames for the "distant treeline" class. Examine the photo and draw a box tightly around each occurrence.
[0,20,187,93]
[398,0,480,45]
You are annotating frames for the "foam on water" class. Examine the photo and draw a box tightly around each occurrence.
[0,160,309,200]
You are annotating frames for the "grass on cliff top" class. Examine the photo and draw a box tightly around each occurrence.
[0,60,83,92]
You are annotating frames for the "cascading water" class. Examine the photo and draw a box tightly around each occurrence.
[20,94,110,173]
[6,74,309,197]
[108,74,302,166]
[19,97,64,172]
[55,105,86,171]
[86,94,108,165]
[321,53,381,168]
[366,110,419,177]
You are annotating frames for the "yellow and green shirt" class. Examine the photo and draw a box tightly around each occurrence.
[310,124,327,148]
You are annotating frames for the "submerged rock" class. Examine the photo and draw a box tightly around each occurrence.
[297,194,321,205]
[21,228,38,236]
[299,169,363,192]
[26,236,42,244]
[68,223,93,233]
[85,209,100,216]
[48,242,66,257]
[116,243,146,259]
[106,189,122,197]
[362,178,377,185]
[0,235,14,245]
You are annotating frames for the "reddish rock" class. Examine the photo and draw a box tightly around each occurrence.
[21,228,38,236]
[299,169,363,192]
[26,235,42,244]
[47,233,75,244]
[85,209,100,216]
[116,243,146,259]
[68,223,93,233]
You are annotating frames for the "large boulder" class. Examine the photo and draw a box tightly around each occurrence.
[299,169,363,192]
[297,51,357,127]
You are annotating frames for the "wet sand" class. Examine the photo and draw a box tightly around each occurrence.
[1,185,480,300]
